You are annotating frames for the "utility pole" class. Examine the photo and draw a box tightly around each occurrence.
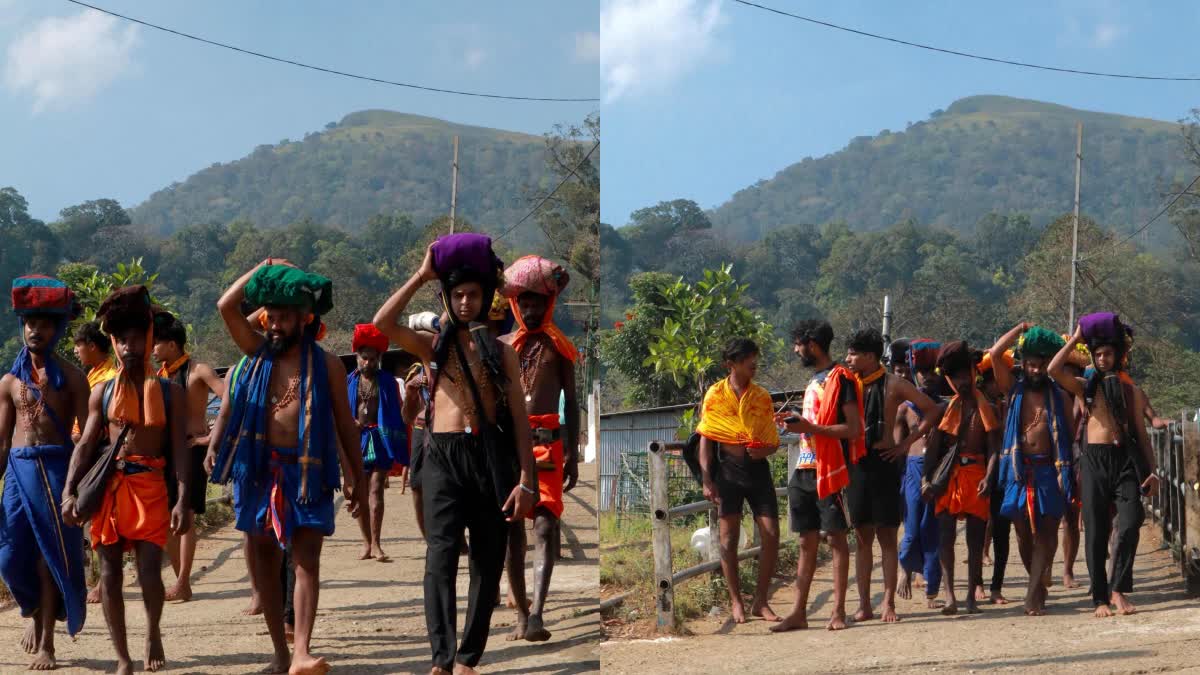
[1068,122,1082,331]
[881,295,892,347]
[449,135,459,233]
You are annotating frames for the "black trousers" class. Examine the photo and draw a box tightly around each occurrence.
[1081,443,1144,606]
[424,432,508,670]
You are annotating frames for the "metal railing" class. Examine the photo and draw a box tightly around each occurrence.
[1145,415,1200,595]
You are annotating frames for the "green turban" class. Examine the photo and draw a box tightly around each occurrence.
[1018,325,1065,359]
[245,265,333,315]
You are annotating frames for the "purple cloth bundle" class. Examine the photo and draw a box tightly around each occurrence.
[1079,312,1126,343]
[431,233,503,280]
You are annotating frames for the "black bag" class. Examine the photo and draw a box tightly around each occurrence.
[76,424,130,520]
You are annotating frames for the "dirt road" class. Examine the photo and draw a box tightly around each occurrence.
[0,464,600,674]
[602,525,1200,674]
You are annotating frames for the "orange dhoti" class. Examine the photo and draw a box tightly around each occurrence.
[528,414,564,520]
[936,457,990,521]
[90,455,170,551]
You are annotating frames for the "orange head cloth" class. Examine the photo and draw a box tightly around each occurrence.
[813,364,866,498]
[937,341,997,435]
[502,255,577,362]
[97,286,166,428]
[695,377,779,449]
[977,349,1014,376]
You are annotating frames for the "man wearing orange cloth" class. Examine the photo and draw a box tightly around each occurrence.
[923,341,1000,616]
[499,255,580,643]
[698,338,781,625]
[63,285,191,675]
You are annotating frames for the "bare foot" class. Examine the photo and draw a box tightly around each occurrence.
[983,554,993,566]
[1112,592,1137,615]
[898,572,912,600]
[243,595,264,616]
[359,546,374,560]
[827,611,848,631]
[1094,604,1114,618]
[926,597,942,610]
[882,604,900,623]
[507,612,528,642]
[116,658,134,675]
[29,648,55,671]
[1025,606,1046,617]
[974,585,988,601]
[941,600,958,616]
[146,633,166,671]
[430,669,453,675]
[289,654,331,675]
[853,606,874,622]
[371,545,390,562]
[86,586,101,604]
[524,614,552,642]
[751,602,781,622]
[452,664,480,675]
[769,611,808,633]
[262,655,290,674]
[990,591,1009,605]
[1063,573,1080,589]
[165,582,192,602]
[731,602,747,624]
[21,619,38,654]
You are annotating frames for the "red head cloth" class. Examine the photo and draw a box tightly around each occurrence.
[352,323,389,354]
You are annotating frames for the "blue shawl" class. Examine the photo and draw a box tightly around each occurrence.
[998,379,1073,504]
[347,369,408,466]
[8,316,68,390]
[211,339,340,501]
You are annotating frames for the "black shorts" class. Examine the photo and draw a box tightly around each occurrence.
[844,448,903,529]
[787,468,848,534]
[715,451,778,519]
[167,444,209,515]
[409,427,427,492]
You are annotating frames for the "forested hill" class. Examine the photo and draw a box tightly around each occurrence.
[708,95,1190,243]
[131,110,548,236]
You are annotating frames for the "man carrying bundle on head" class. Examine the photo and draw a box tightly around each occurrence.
[1050,313,1156,618]
[348,323,408,563]
[499,255,580,643]
[207,260,366,675]
[842,328,939,624]
[151,310,226,603]
[921,341,1000,616]
[374,234,535,675]
[62,285,191,674]
[988,324,1073,615]
[773,320,860,632]
[696,338,782,626]
[0,276,89,671]
[896,339,944,608]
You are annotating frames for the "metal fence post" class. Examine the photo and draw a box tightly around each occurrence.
[649,440,674,631]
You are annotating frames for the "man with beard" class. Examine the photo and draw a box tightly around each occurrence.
[374,234,535,675]
[990,324,1074,616]
[843,328,938,624]
[151,312,226,603]
[772,320,861,632]
[922,342,1000,616]
[348,323,408,563]
[208,260,365,674]
[1050,313,1156,617]
[896,339,944,608]
[0,276,89,671]
[63,285,191,675]
[499,255,581,643]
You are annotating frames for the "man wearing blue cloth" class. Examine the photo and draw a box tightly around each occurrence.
[208,258,365,675]
[896,340,944,609]
[348,322,408,563]
[0,275,89,671]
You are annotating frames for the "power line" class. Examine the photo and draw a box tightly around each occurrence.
[496,141,599,241]
[64,0,599,103]
[1078,172,1200,262]
[730,0,1200,82]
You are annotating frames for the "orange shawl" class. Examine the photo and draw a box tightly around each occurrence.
[814,364,866,498]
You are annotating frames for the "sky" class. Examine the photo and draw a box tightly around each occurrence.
[601,0,1200,227]
[0,0,598,222]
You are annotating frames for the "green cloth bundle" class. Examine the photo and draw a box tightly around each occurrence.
[245,265,333,315]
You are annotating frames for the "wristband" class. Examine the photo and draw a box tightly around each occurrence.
[519,483,537,495]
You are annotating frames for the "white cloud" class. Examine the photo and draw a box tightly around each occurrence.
[1090,22,1126,48]
[574,31,600,63]
[4,9,140,113]
[601,0,724,103]
[1057,0,1127,49]
[464,47,486,70]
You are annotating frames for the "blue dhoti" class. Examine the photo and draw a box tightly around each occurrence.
[1000,455,1067,525]
[361,425,396,473]
[899,455,941,596]
[0,445,86,636]
[234,446,335,546]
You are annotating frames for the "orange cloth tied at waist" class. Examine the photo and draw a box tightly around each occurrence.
[695,378,779,450]
[90,455,169,551]
[528,413,564,520]
[814,364,866,498]
[936,459,989,521]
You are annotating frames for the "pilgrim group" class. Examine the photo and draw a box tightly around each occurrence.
[694,316,1160,632]
[0,232,581,675]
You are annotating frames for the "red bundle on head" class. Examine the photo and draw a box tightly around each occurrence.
[11,275,76,317]
[352,323,388,353]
